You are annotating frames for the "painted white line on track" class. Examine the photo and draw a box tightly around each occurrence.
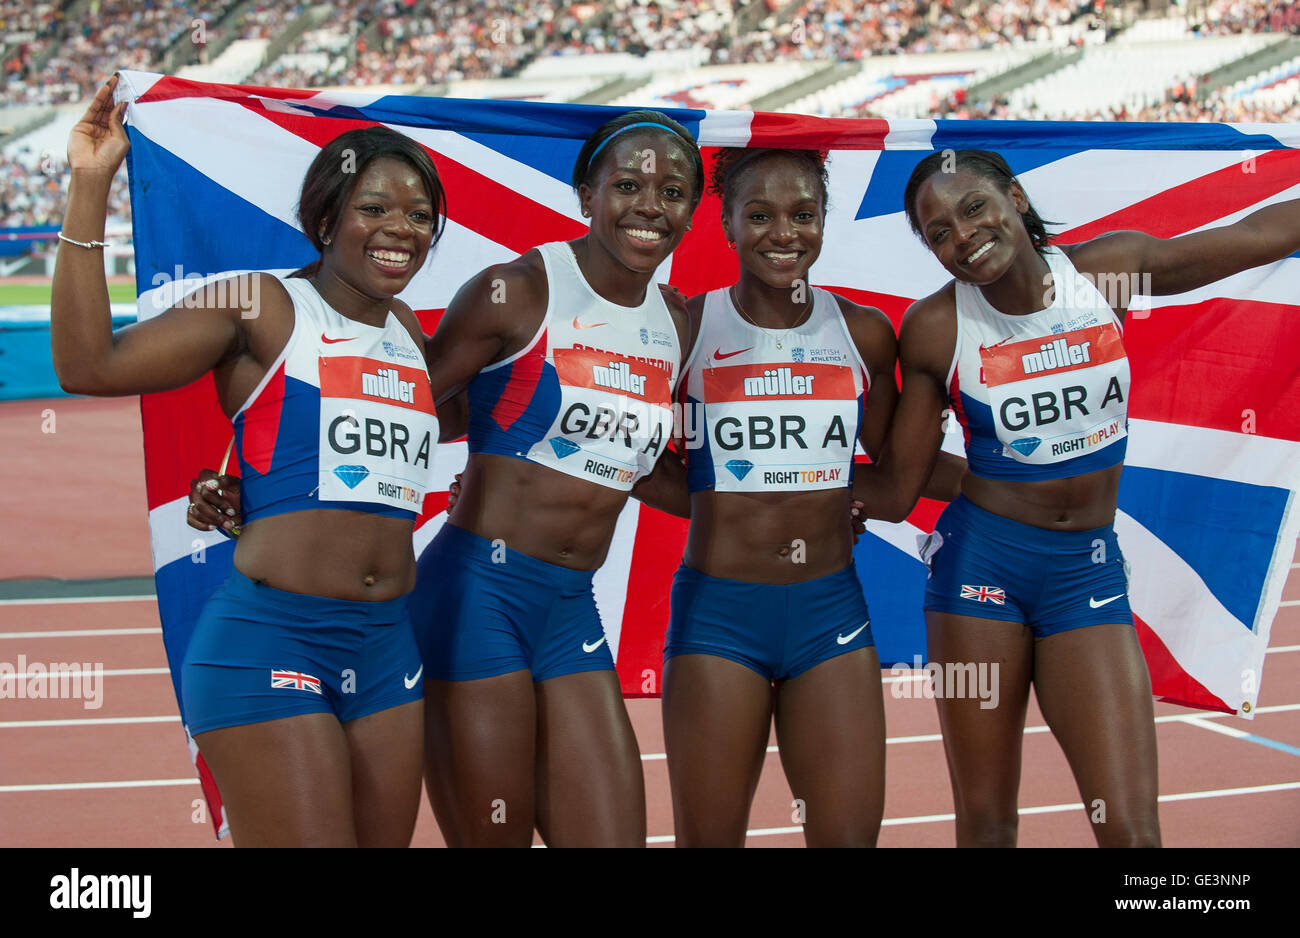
[0,715,179,729]
[1281,600,1300,607]
[1266,645,1300,653]
[1183,716,1249,739]
[0,667,169,680]
[644,781,1300,843]
[0,628,160,639]
[0,596,156,607]
[0,778,197,793]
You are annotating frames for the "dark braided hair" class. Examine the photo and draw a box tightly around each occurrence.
[708,147,829,216]
[903,149,1055,255]
[571,109,704,209]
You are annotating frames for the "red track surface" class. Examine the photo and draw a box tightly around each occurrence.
[1,397,1297,847]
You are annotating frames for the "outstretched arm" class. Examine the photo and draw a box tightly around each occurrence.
[1070,197,1300,313]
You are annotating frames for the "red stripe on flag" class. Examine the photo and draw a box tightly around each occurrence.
[1133,613,1233,714]
[816,286,915,331]
[232,101,587,255]
[748,111,891,150]
[1056,148,1300,243]
[134,74,324,104]
[1124,297,1300,442]
[664,150,736,299]
[617,505,689,697]
[194,750,226,837]
[903,497,947,535]
[141,379,238,512]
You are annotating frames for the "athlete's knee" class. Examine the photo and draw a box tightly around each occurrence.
[1093,813,1161,848]
[955,805,1019,847]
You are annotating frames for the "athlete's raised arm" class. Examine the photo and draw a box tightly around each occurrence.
[52,77,274,396]
[1067,196,1300,317]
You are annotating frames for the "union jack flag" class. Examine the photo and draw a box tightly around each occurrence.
[270,669,323,693]
[960,585,1007,605]
[114,70,1300,837]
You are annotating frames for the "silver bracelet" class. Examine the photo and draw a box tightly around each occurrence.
[58,231,111,249]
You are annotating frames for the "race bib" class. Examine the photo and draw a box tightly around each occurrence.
[316,355,438,510]
[979,324,1129,465]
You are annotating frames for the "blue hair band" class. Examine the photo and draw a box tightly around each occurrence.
[585,121,673,175]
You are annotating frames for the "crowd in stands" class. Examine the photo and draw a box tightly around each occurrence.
[0,146,130,229]
[4,0,244,106]
[1194,1,1300,36]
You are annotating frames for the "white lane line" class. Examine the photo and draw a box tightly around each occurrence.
[647,781,1300,843]
[0,667,169,680]
[0,715,179,729]
[1282,600,1299,607]
[1266,645,1300,653]
[636,704,1300,761]
[0,596,156,607]
[0,778,197,793]
[0,628,160,639]
[1183,716,1249,739]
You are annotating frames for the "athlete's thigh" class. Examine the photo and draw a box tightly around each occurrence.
[423,671,537,847]
[662,653,773,848]
[343,700,424,847]
[534,668,645,847]
[1032,623,1160,845]
[927,611,1034,811]
[774,646,885,847]
[195,713,355,847]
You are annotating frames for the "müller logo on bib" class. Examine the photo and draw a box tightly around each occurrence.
[981,324,1123,387]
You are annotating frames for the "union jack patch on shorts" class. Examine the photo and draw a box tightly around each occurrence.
[960,584,1006,605]
[270,669,323,693]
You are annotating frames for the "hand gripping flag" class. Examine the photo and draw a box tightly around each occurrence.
[114,70,1300,837]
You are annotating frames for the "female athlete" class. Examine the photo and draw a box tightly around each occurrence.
[664,147,963,846]
[54,77,446,846]
[853,148,1300,847]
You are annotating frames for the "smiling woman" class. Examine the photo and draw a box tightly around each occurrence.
[852,147,1300,847]
[397,109,705,847]
[50,76,448,847]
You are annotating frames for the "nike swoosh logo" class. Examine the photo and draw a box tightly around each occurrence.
[403,665,424,689]
[836,622,869,645]
[572,317,608,330]
[1089,595,1124,609]
[321,334,356,344]
[713,347,753,360]
[582,636,607,653]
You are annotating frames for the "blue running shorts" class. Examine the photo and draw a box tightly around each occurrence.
[922,495,1133,638]
[182,569,424,736]
[665,562,873,682]
[408,523,614,682]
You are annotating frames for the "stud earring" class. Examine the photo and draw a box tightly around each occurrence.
[321,235,332,245]
[581,207,590,217]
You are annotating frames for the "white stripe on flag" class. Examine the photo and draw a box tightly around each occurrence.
[1125,418,1300,491]
[1023,149,1255,242]
[128,94,319,234]
[593,499,641,665]
[696,109,753,148]
[1116,509,1267,716]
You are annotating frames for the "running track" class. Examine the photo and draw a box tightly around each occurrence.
[1,397,1297,847]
